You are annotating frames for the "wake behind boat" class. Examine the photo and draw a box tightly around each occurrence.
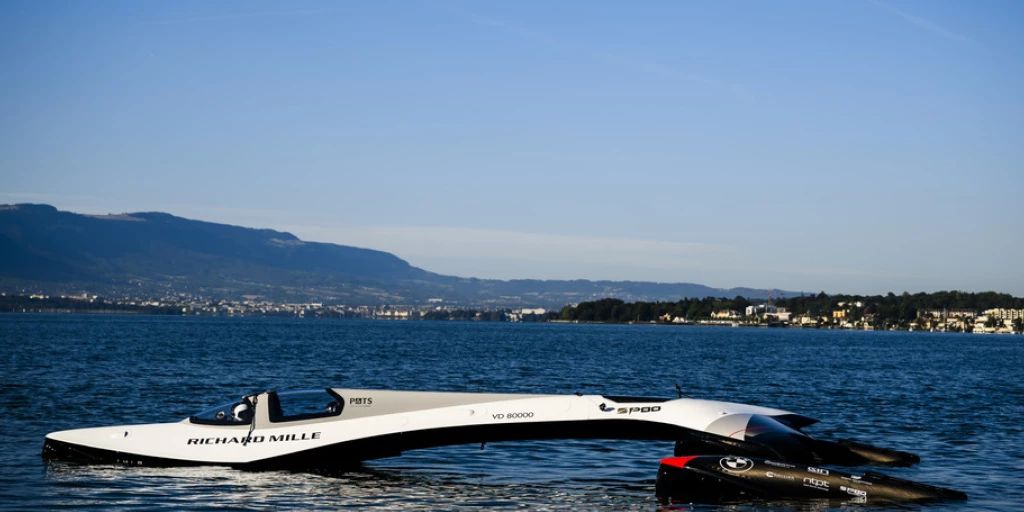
[42,387,966,504]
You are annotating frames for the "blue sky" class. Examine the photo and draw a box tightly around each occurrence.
[2,1,1022,295]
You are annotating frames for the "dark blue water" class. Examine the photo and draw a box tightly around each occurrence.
[1,315,1022,510]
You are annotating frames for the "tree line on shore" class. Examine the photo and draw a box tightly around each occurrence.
[558,291,1024,327]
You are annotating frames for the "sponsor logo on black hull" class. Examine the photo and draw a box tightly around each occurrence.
[803,477,830,491]
[765,470,795,481]
[840,485,868,497]
[719,456,754,472]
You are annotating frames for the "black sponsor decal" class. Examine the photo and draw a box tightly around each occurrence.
[186,432,321,445]
[841,475,874,486]
[349,397,373,406]
[840,485,868,497]
[802,477,830,491]
[616,405,662,415]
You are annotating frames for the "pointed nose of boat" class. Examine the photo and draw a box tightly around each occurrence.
[42,426,134,462]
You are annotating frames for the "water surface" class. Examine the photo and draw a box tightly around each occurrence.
[1,315,1021,510]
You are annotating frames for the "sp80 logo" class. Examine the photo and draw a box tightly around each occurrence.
[616,405,661,415]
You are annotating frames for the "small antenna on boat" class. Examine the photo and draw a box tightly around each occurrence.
[675,383,685,398]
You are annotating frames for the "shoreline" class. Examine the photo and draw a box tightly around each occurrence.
[3,310,1021,335]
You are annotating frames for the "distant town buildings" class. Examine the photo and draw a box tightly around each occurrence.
[984,308,1024,321]
[658,313,690,324]
[508,308,547,322]
[972,308,1024,334]
[2,292,1022,334]
[681,302,1023,334]
[740,304,790,323]
[711,310,740,320]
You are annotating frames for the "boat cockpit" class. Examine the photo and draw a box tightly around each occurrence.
[188,388,344,425]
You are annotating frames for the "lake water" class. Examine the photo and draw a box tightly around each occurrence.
[1,314,1021,510]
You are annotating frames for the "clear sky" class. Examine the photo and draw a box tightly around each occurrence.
[2,1,1022,295]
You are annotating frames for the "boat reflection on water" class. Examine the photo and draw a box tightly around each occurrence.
[44,455,918,511]
[42,441,669,510]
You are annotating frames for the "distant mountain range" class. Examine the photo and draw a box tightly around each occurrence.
[0,204,800,307]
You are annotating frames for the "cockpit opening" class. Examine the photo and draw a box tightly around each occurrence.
[189,396,255,425]
[268,389,344,423]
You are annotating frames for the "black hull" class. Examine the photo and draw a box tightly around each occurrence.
[656,455,966,504]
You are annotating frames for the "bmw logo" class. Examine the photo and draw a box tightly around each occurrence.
[719,456,754,473]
